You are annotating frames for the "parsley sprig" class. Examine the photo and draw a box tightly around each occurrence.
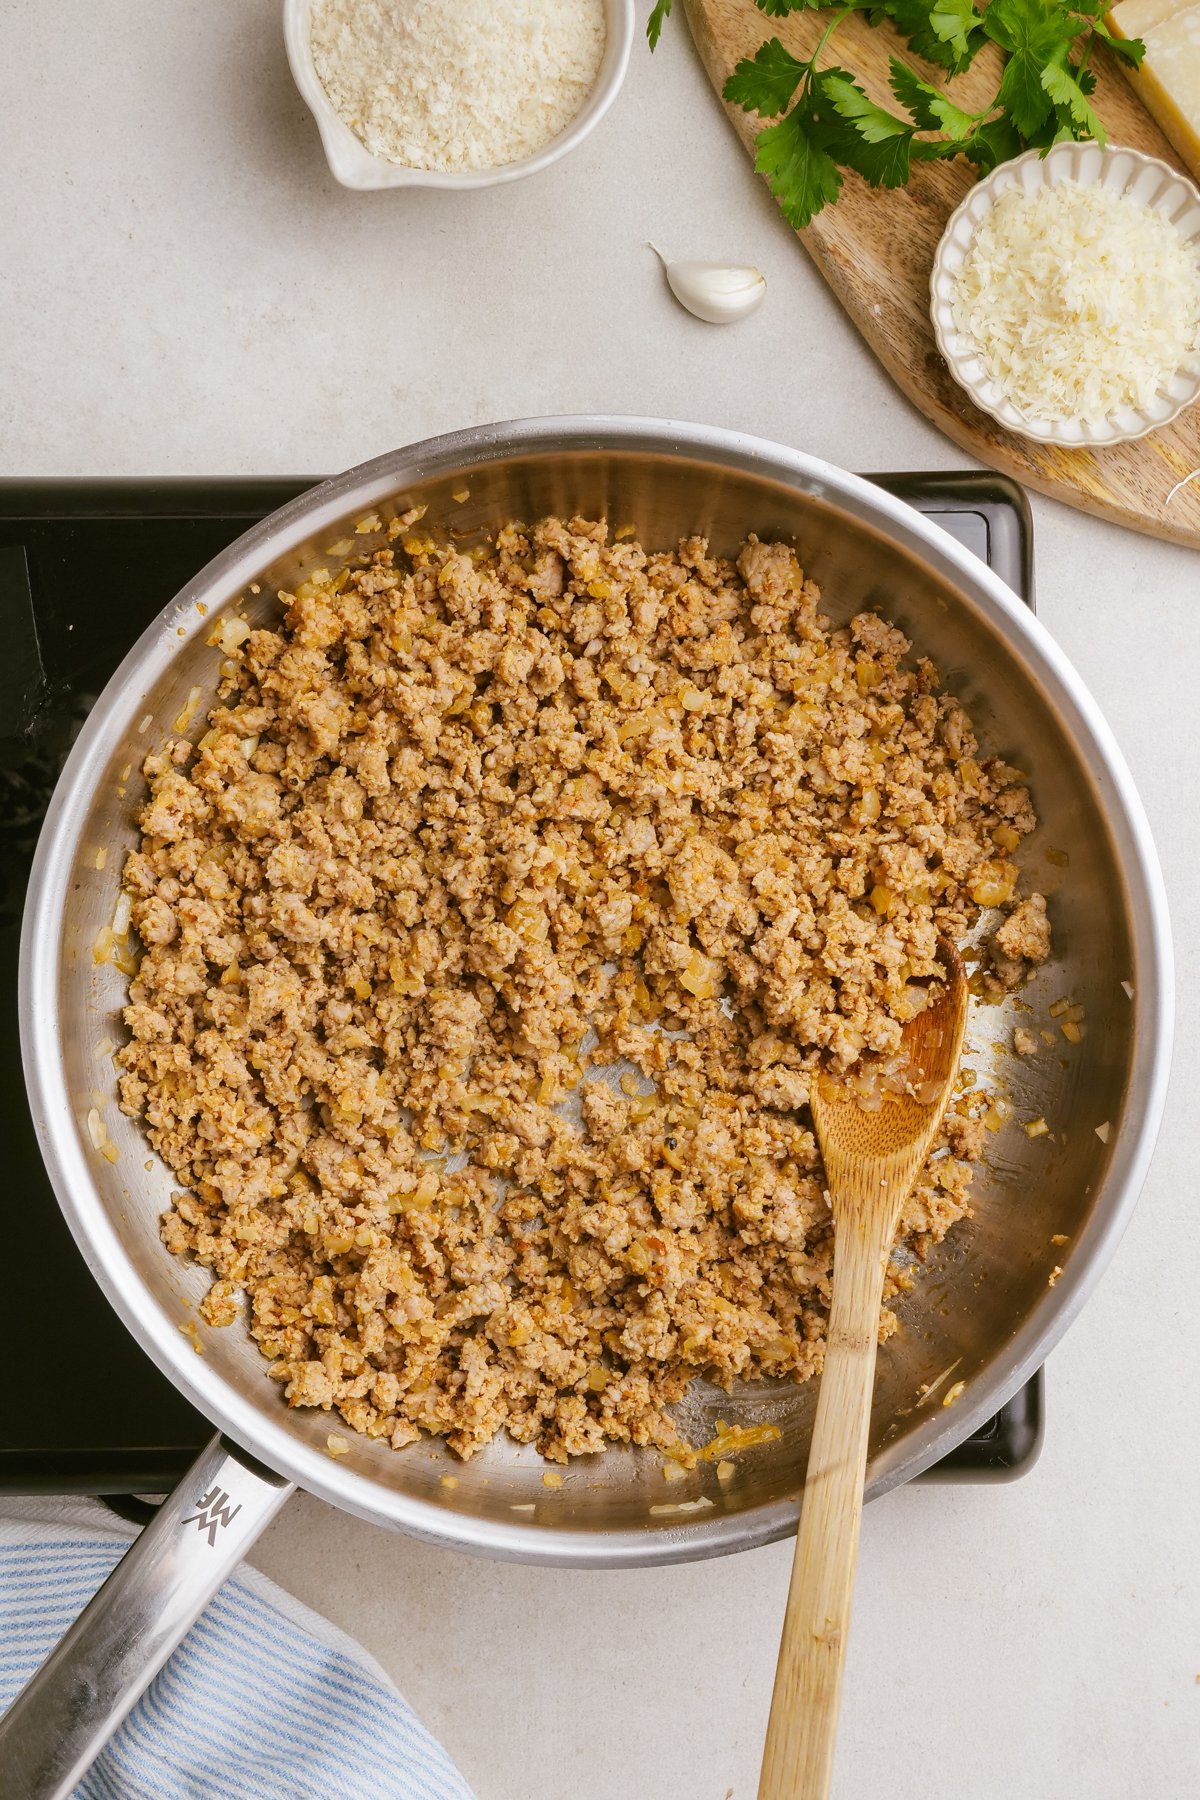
[647,0,1144,228]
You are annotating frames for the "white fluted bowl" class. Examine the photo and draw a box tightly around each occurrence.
[930,142,1200,446]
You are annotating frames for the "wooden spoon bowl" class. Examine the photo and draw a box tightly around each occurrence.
[759,940,969,1800]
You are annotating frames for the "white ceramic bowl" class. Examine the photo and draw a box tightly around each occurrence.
[283,0,634,191]
[930,142,1200,446]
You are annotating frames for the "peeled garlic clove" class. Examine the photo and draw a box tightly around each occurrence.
[656,254,767,325]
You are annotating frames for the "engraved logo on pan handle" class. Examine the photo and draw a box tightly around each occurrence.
[181,1485,243,1548]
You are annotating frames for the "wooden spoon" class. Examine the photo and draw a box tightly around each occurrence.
[758,939,969,1800]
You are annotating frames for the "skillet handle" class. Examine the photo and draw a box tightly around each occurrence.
[0,1432,294,1800]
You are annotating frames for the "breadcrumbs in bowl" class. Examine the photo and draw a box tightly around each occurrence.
[116,517,1050,1467]
[284,0,635,192]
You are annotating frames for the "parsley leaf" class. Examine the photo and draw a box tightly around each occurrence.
[646,0,672,50]
[888,58,941,129]
[1091,17,1146,64]
[724,38,810,116]
[888,57,977,136]
[756,0,835,13]
[927,0,979,64]
[818,71,915,186]
[911,136,976,159]
[984,0,1076,138]
[1041,57,1106,141]
[963,111,1024,173]
[870,0,985,73]
[754,93,845,228]
[821,70,912,142]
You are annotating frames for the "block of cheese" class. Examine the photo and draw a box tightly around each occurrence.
[1107,0,1200,182]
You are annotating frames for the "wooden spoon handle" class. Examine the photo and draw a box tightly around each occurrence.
[758,1215,893,1800]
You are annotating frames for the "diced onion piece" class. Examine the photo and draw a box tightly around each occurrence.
[207,613,251,654]
[617,708,665,743]
[1095,1121,1111,1144]
[679,950,720,999]
[507,898,549,944]
[696,1421,781,1461]
[111,891,133,940]
[1025,1116,1050,1139]
[969,860,1017,907]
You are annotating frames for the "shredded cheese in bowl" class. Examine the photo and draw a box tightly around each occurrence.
[949,175,1200,428]
[949,177,1200,428]
[931,145,1200,444]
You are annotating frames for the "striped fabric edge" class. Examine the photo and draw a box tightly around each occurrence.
[0,1496,476,1800]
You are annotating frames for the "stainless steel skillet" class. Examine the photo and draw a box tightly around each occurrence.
[1,417,1172,1796]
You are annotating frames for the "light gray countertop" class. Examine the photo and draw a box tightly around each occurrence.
[3,4,1199,1796]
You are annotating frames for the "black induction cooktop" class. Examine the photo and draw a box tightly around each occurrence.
[0,472,1043,1495]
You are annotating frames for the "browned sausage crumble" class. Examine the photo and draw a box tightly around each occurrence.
[115,518,1050,1463]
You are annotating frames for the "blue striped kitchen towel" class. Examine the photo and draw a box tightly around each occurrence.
[0,1496,476,1800]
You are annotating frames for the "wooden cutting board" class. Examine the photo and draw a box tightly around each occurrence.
[684,0,1200,549]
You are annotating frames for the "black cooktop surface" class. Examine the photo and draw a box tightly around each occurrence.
[0,473,1042,1494]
